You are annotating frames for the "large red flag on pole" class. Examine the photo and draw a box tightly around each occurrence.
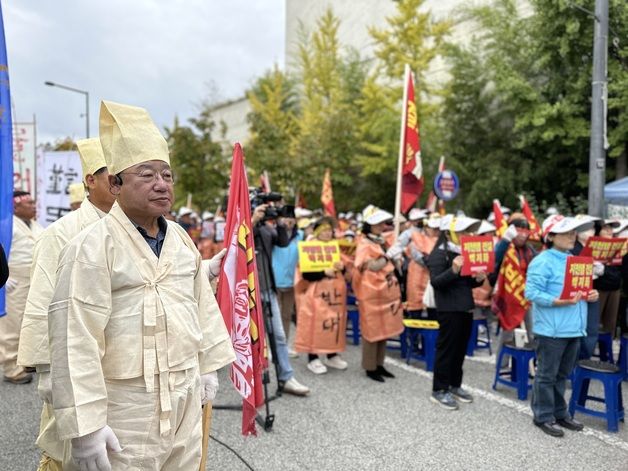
[493,199,509,237]
[321,168,336,217]
[519,194,542,241]
[216,144,266,436]
[394,64,424,235]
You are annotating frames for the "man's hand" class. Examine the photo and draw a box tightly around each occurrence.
[587,289,599,303]
[553,292,583,306]
[592,262,605,279]
[251,204,267,226]
[451,255,464,274]
[71,425,122,471]
[333,261,344,271]
[207,248,227,280]
[474,271,487,283]
[503,224,518,242]
[201,371,219,405]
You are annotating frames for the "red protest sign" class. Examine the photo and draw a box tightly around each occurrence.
[560,256,593,300]
[460,235,495,276]
[581,237,627,265]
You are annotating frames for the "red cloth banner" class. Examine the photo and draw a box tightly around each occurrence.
[401,69,424,213]
[216,143,266,436]
[321,168,336,218]
[560,256,593,299]
[492,245,530,331]
[519,195,541,241]
[581,237,627,266]
[460,235,495,276]
[492,199,508,237]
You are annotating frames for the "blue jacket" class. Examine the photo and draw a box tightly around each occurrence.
[272,231,303,289]
[525,248,587,338]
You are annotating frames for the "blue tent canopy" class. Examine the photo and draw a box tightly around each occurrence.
[604,177,628,205]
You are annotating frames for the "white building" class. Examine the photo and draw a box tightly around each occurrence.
[210,0,530,147]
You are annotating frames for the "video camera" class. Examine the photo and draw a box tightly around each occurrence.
[250,188,284,221]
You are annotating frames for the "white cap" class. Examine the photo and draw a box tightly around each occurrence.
[363,205,393,225]
[295,207,313,218]
[545,206,559,216]
[476,220,497,235]
[613,219,628,235]
[487,211,495,222]
[426,214,442,229]
[452,216,481,233]
[178,206,193,217]
[542,215,593,241]
[440,214,454,231]
[573,214,600,233]
[202,211,214,220]
[603,219,621,229]
[408,208,428,221]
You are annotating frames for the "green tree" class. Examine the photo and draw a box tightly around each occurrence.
[165,113,229,212]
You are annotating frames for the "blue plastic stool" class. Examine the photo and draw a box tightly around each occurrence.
[619,334,628,381]
[595,331,615,364]
[346,308,360,346]
[569,360,625,432]
[402,320,439,372]
[467,318,492,356]
[493,342,536,400]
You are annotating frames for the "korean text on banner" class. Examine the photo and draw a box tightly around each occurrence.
[560,256,593,300]
[460,235,495,276]
[400,67,423,213]
[36,150,82,227]
[581,236,627,266]
[298,240,341,273]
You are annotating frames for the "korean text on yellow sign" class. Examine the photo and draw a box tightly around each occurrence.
[298,240,341,272]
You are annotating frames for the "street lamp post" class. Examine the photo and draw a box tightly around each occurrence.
[44,81,89,138]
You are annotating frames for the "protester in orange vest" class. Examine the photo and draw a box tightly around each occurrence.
[353,207,403,382]
[294,217,348,374]
[388,210,441,320]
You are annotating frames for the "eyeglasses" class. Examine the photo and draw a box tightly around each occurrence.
[121,168,175,184]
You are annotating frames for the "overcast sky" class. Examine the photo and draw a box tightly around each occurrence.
[3,0,285,144]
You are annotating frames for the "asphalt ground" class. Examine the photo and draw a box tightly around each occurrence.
[1,336,627,471]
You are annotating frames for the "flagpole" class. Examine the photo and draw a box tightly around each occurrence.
[394,64,410,237]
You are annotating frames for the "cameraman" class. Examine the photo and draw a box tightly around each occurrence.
[252,202,310,396]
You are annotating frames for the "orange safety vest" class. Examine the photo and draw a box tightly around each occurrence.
[352,238,404,342]
[406,231,438,311]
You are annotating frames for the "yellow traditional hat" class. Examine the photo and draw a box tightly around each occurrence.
[68,182,86,204]
[76,138,107,182]
[99,100,170,175]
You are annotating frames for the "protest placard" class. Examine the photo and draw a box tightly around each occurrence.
[581,236,627,265]
[560,256,593,300]
[298,240,341,272]
[460,235,495,276]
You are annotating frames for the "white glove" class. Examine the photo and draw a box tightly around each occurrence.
[37,371,53,404]
[208,248,227,280]
[71,425,122,471]
[5,278,17,293]
[201,371,219,405]
[503,224,518,242]
[593,261,605,279]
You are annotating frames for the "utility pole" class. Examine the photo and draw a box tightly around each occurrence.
[587,0,609,217]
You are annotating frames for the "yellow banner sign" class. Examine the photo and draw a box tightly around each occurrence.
[298,240,341,272]
[403,319,439,329]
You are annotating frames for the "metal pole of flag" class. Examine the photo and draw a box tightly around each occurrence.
[44,81,90,138]
[393,64,411,238]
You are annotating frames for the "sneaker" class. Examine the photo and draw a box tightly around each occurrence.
[324,355,348,370]
[307,358,328,375]
[450,386,473,403]
[430,390,459,410]
[282,377,310,396]
[3,373,33,384]
[288,348,298,359]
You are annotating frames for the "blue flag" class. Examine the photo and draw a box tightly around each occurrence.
[0,1,13,317]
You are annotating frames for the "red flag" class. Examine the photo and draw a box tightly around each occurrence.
[321,168,336,218]
[519,195,541,241]
[400,68,424,213]
[216,144,266,436]
[425,156,445,213]
[492,245,530,330]
[493,199,508,237]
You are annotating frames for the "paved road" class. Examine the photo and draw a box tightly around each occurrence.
[2,340,627,470]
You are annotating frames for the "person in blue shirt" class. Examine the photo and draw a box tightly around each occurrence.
[525,215,599,438]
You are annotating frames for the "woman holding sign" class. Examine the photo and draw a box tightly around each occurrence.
[427,216,484,410]
[353,207,403,382]
[525,215,599,437]
[294,217,349,374]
